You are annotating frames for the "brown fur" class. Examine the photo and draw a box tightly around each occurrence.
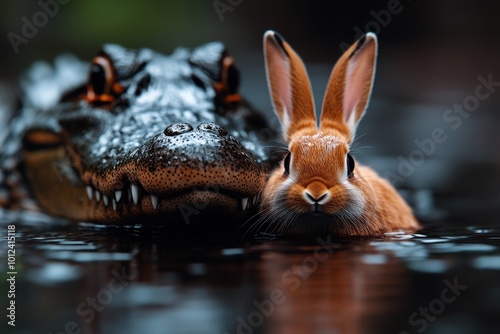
[260,31,420,236]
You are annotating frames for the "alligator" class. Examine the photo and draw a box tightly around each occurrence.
[0,42,278,226]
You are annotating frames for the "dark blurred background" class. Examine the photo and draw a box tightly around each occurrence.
[1,0,499,224]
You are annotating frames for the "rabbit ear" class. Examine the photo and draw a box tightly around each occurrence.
[320,33,377,142]
[264,30,316,141]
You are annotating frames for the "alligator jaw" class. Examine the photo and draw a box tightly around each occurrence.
[82,182,260,218]
[22,135,264,224]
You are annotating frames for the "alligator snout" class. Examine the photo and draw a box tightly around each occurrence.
[78,122,264,222]
[127,121,263,195]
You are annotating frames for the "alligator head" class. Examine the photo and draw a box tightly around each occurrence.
[13,42,277,225]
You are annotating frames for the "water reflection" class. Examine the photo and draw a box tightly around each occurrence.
[1,218,499,334]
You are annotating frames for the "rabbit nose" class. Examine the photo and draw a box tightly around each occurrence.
[304,191,328,204]
[304,181,330,204]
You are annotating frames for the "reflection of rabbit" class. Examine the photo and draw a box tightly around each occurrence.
[260,31,420,236]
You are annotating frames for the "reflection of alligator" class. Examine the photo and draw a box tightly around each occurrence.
[0,42,278,224]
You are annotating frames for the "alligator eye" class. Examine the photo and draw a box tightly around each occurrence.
[86,56,122,104]
[283,152,291,175]
[347,153,355,178]
[213,55,241,106]
[221,56,240,97]
[90,63,107,95]
[225,62,239,95]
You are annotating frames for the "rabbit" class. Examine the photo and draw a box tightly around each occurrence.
[259,30,421,236]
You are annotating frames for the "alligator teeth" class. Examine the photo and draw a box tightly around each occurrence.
[130,184,139,204]
[115,190,122,202]
[103,195,109,207]
[95,190,101,202]
[86,186,93,200]
[112,199,117,211]
[151,195,159,210]
[241,197,249,210]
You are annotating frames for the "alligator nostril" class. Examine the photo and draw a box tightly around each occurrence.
[196,122,228,136]
[164,123,194,136]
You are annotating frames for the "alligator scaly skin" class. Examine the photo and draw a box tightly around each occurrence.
[0,43,279,226]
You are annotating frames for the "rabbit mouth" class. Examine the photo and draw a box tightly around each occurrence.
[277,214,340,235]
[275,211,364,236]
[294,212,338,225]
[308,211,327,217]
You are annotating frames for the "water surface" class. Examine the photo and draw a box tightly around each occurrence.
[1,211,499,334]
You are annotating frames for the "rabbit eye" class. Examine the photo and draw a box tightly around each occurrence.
[283,152,291,175]
[347,153,355,177]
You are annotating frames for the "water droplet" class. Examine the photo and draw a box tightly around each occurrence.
[473,256,500,270]
[361,254,387,265]
[407,259,449,273]
[26,263,83,285]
